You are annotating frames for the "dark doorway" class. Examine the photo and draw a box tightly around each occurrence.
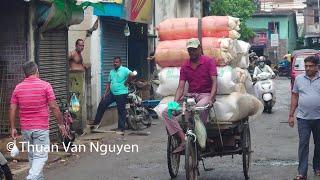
[128,22,148,79]
[250,46,265,57]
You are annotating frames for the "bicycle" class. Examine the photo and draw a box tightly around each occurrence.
[56,97,76,146]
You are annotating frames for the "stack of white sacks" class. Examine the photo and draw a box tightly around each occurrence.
[154,16,263,124]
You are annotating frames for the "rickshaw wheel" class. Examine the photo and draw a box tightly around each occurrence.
[185,136,198,180]
[242,123,251,180]
[167,135,180,178]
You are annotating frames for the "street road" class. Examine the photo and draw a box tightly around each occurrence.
[16,78,319,180]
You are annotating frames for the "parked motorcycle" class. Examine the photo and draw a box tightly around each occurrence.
[0,152,12,180]
[126,81,153,130]
[254,72,276,114]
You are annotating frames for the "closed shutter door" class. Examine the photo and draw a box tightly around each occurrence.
[101,17,127,95]
[37,30,68,138]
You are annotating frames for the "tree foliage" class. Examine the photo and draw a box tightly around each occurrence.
[209,0,256,41]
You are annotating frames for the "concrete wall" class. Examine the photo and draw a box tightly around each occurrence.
[155,0,202,26]
[155,0,203,46]
[304,5,320,34]
[90,15,102,117]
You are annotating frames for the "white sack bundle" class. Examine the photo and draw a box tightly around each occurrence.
[217,66,236,95]
[233,67,253,91]
[210,92,263,123]
[230,40,251,68]
[156,67,180,96]
[156,67,189,96]
[153,96,174,119]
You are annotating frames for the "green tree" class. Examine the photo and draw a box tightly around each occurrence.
[209,0,256,41]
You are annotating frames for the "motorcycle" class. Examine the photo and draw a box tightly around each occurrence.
[126,81,153,130]
[254,72,276,114]
[277,59,290,77]
[0,152,12,180]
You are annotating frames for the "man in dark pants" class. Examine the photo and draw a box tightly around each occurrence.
[91,57,136,135]
[289,56,320,180]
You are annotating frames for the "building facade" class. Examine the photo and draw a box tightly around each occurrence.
[0,0,71,138]
[257,0,306,37]
[246,11,298,62]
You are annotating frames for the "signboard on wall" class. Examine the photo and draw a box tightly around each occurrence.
[270,33,279,47]
[252,32,267,46]
[125,0,153,24]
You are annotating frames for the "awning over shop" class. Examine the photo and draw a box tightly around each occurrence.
[37,0,105,32]
[94,0,153,24]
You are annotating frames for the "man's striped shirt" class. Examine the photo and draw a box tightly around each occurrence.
[10,77,56,130]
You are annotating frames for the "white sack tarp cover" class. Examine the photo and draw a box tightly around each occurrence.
[231,40,251,68]
[156,67,189,96]
[153,96,174,119]
[233,67,253,92]
[217,66,236,94]
[194,115,207,149]
[156,67,180,96]
[210,92,263,123]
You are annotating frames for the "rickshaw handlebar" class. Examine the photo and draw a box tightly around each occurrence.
[192,104,211,111]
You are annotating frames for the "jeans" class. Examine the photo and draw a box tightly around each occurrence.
[297,118,320,176]
[21,130,50,180]
[94,93,128,131]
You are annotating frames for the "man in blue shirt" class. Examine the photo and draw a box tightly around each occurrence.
[289,56,320,179]
[91,57,136,134]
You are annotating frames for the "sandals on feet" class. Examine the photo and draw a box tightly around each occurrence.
[315,169,320,176]
[293,175,307,180]
[172,141,185,154]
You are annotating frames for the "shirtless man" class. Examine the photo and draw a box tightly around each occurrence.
[69,39,89,71]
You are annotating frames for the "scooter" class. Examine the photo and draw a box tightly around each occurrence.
[254,72,276,114]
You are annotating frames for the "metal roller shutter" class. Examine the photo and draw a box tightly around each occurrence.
[100,17,128,95]
[37,30,68,139]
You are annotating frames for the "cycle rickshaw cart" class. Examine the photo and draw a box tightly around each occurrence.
[167,96,251,180]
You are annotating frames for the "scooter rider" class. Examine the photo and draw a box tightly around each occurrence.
[253,56,276,80]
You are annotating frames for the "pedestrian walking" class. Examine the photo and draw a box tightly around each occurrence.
[9,61,67,180]
[289,55,320,180]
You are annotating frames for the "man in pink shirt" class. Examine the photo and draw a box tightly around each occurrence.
[9,61,67,180]
[162,38,218,153]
